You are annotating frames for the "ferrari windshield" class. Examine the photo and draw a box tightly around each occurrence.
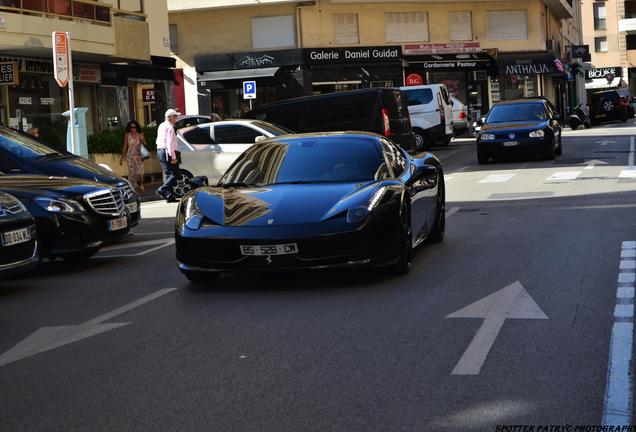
[220,137,385,185]
[486,103,547,123]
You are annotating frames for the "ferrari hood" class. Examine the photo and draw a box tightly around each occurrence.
[194,182,377,227]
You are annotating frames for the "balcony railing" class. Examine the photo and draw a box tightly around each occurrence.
[0,0,116,26]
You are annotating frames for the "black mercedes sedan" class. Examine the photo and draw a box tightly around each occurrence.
[0,127,140,226]
[0,175,132,260]
[0,191,39,277]
[477,98,563,164]
[176,132,445,283]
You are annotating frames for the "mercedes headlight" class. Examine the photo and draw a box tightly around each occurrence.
[346,187,387,224]
[480,133,495,141]
[35,197,84,214]
[529,130,545,138]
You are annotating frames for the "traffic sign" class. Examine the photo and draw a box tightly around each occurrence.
[52,32,70,87]
[243,81,256,99]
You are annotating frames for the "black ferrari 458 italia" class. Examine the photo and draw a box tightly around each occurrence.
[175,132,446,283]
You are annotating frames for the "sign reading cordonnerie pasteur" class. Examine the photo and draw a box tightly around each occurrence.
[304,46,402,65]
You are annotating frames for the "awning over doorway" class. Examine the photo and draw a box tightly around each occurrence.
[585,77,624,90]
[198,67,280,82]
[496,52,566,76]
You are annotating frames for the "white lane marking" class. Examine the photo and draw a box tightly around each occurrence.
[446,281,547,375]
[0,288,179,367]
[514,162,531,172]
[619,170,636,178]
[630,136,635,170]
[445,207,461,218]
[439,149,462,160]
[620,260,636,270]
[582,159,609,170]
[478,174,516,183]
[96,240,175,258]
[131,231,174,236]
[602,241,636,425]
[455,166,471,172]
[621,249,636,258]
[100,238,172,252]
[545,171,581,181]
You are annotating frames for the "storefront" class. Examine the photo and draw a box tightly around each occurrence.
[402,43,496,121]
[585,66,626,95]
[493,51,567,116]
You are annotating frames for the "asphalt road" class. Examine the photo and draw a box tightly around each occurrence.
[2,121,636,431]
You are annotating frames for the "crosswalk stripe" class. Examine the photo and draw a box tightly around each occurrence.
[619,170,636,178]
[478,174,516,183]
[545,171,581,181]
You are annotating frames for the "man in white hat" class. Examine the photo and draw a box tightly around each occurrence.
[155,108,181,202]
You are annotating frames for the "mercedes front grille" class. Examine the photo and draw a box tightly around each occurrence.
[84,188,125,216]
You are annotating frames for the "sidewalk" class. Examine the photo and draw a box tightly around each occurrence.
[138,181,164,203]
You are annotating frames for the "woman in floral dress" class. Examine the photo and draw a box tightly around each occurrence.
[119,120,146,192]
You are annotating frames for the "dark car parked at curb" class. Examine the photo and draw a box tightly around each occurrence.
[175,132,445,284]
[477,98,563,164]
[590,90,631,125]
[243,88,416,152]
[0,127,141,226]
[0,175,132,260]
[0,191,39,277]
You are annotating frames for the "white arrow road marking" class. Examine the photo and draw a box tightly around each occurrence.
[598,140,617,146]
[545,171,581,181]
[445,207,461,218]
[0,288,178,367]
[447,281,548,375]
[478,174,515,183]
[95,238,175,258]
[630,137,635,170]
[581,159,609,170]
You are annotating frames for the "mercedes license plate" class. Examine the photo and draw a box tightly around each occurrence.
[126,202,138,214]
[108,216,128,231]
[503,141,518,147]
[240,243,298,256]
[1,227,31,246]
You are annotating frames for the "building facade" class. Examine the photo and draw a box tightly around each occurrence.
[582,0,636,96]
[0,0,175,148]
[168,0,584,121]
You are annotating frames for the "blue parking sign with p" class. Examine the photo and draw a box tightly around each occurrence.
[243,81,256,99]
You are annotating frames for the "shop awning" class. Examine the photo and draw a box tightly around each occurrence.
[496,52,565,76]
[585,77,624,89]
[198,67,280,82]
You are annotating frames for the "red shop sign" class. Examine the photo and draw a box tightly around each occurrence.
[405,73,424,86]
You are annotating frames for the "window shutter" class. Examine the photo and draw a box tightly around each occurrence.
[334,13,359,44]
[450,11,472,41]
[384,12,428,43]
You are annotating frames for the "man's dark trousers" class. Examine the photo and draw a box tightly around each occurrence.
[156,149,180,200]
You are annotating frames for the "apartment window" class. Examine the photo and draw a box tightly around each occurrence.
[450,11,472,41]
[169,24,178,54]
[252,15,295,49]
[593,3,606,30]
[385,12,428,42]
[595,36,608,52]
[486,11,528,40]
[334,13,359,44]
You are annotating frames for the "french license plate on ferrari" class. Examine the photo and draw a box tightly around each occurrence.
[1,227,31,246]
[503,141,518,147]
[240,243,298,256]
[108,216,128,231]
[126,202,138,213]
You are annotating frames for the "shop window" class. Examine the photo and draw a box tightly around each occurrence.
[99,86,119,129]
[334,13,359,44]
[450,11,472,41]
[252,15,295,49]
[490,75,538,102]
[593,3,606,30]
[595,36,608,52]
[486,11,527,40]
[385,12,428,43]
[214,125,261,144]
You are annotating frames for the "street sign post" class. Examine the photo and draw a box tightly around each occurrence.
[243,81,256,110]
[52,31,76,155]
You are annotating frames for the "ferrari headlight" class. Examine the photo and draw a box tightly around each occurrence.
[529,130,545,138]
[183,194,203,230]
[34,197,84,214]
[346,187,387,224]
[480,133,495,141]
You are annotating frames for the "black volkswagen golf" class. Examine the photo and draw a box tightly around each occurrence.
[0,127,140,226]
[0,175,131,260]
[0,191,39,277]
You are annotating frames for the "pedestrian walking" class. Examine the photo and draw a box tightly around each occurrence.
[155,109,181,202]
[119,120,146,192]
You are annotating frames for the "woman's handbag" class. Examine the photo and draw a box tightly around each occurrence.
[139,143,151,160]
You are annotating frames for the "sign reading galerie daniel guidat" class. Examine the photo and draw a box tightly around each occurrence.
[304,46,402,65]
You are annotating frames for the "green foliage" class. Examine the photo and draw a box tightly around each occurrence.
[87,125,158,154]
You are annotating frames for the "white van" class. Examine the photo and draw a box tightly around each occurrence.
[400,84,454,149]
